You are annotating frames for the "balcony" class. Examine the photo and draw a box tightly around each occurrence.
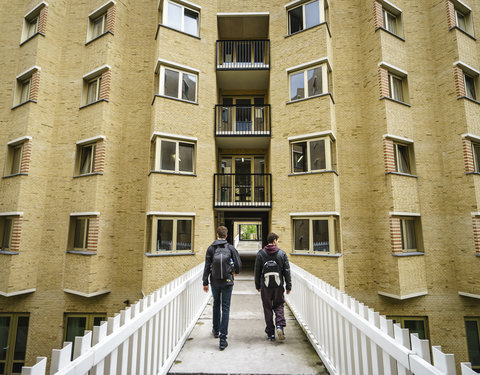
[214,173,271,208]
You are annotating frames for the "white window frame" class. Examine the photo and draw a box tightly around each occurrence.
[286,0,328,35]
[472,142,480,172]
[288,62,329,101]
[86,76,102,104]
[464,73,477,101]
[91,13,107,39]
[148,214,194,253]
[26,17,39,39]
[86,0,115,42]
[291,214,340,254]
[0,217,14,251]
[157,63,198,103]
[161,0,200,37]
[382,8,398,34]
[151,135,196,174]
[290,134,336,173]
[76,143,96,175]
[388,72,405,102]
[393,141,415,174]
[20,1,47,43]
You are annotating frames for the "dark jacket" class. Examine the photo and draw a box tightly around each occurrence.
[254,246,292,290]
[203,239,242,286]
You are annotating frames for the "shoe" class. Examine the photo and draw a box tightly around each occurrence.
[267,333,275,341]
[219,338,228,350]
[276,326,285,341]
[212,329,219,338]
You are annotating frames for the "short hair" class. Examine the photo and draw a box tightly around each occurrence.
[217,226,228,239]
[267,232,279,244]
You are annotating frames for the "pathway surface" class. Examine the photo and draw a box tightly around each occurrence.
[168,274,328,375]
[235,240,263,256]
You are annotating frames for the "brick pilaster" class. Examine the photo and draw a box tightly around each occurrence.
[446,0,456,29]
[463,138,475,173]
[94,141,105,173]
[20,140,32,174]
[29,70,40,101]
[390,217,403,253]
[38,5,48,34]
[378,67,389,98]
[106,4,116,33]
[472,216,480,254]
[374,1,384,29]
[384,138,396,173]
[99,70,111,100]
[454,66,465,98]
[9,216,23,253]
[87,216,100,252]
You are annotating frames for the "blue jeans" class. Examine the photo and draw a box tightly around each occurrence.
[211,284,233,339]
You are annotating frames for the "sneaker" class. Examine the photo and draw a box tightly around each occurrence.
[212,329,219,338]
[219,338,228,350]
[267,333,275,341]
[276,326,285,341]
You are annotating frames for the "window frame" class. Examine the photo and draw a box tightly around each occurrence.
[393,141,415,175]
[158,65,198,103]
[286,0,328,36]
[465,317,480,370]
[290,135,336,173]
[452,2,475,36]
[0,217,14,251]
[148,215,194,253]
[472,142,480,172]
[382,8,398,34]
[0,313,30,374]
[68,216,91,251]
[76,143,96,176]
[398,216,423,252]
[388,72,405,102]
[161,0,200,37]
[63,313,106,359]
[20,2,47,44]
[464,72,477,101]
[388,316,429,339]
[90,12,107,40]
[292,215,340,255]
[288,62,330,102]
[86,76,102,105]
[151,136,196,174]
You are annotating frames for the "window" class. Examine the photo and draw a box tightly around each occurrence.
[399,217,422,252]
[472,142,480,172]
[64,313,105,359]
[388,316,429,339]
[151,136,195,174]
[465,73,477,101]
[0,217,13,251]
[82,65,111,106]
[159,65,197,102]
[26,17,38,38]
[86,76,101,104]
[394,142,414,174]
[389,73,404,102]
[148,215,194,253]
[383,9,398,34]
[0,314,29,374]
[86,1,115,42]
[450,1,475,36]
[289,63,330,101]
[13,67,41,107]
[76,144,95,175]
[290,135,336,173]
[21,2,48,43]
[91,13,107,39]
[6,144,23,176]
[287,0,328,35]
[292,216,340,254]
[162,0,199,37]
[465,317,480,370]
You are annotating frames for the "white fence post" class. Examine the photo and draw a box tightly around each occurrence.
[21,357,47,375]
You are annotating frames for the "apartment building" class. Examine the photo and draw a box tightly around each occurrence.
[0,0,479,373]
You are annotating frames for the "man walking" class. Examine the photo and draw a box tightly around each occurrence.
[254,232,291,341]
[203,226,242,350]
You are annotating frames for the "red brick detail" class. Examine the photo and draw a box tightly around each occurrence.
[20,140,32,174]
[454,66,465,98]
[390,217,403,253]
[378,67,389,98]
[384,138,396,173]
[374,1,384,29]
[106,4,116,33]
[87,216,100,252]
[99,70,111,100]
[94,141,105,173]
[29,70,41,101]
[9,216,23,253]
[446,0,456,29]
[463,138,475,173]
[38,6,48,34]
[472,216,480,254]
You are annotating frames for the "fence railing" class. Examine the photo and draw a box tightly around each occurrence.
[21,263,209,375]
[216,40,270,70]
[215,105,271,136]
[214,173,272,208]
[286,262,476,375]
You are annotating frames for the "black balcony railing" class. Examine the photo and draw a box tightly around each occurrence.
[214,173,272,208]
[215,105,271,136]
[216,40,270,70]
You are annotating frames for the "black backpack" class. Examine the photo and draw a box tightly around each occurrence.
[211,243,233,280]
[262,250,282,288]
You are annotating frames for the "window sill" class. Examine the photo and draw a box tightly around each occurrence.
[290,252,342,258]
[66,250,97,256]
[449,26,476,41]
[152,94,198,106]
[3,173,28,179]
[476,254,480,257]
[145,251,195,257]
[85,30,114,45]
[285,21,332,39]
[73,172,104,178]
[392,251,424,257]
[0,250,19,255]
[385,171,418,178]
[155,23,200,40]
[288,170,338,177]
[375,27,405,42]
[79,99,109,110]
[287,92,335,105]
[148,170,196,177]
[457,96,480,105]
[19,32,46,46]
[11,100,37,110]
[466,172,480,176]
[380,96,411,107]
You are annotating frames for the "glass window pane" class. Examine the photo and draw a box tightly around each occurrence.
[27,18,38,38]
[11,146,22,174]
[456,11,467,31]
[294,219,309,250]
[80,145,94,174]
[221,157,232,174]
[176,220,192,250]
[86,79,98,104]
[179,143,194,172]
[390,76,404,102]
[396,144,411,174]
[1,219,12,250]
[160,140,176,171]
[384,11,397,34]
[305,0,320,29]
[92,15,105,38]
[288,6,303,34]
[465,75,476,100]
[293,142,307,172]
[474,144,480,172]
[403,319,426,339]
[402,219,417,250]
[93,316,105,327]
[182,73,196,102]
[166,2,182,30]
[157,219,173,250]
[184,8,198,36]
[254,157,265,174]
[164,69,179,98]
[310,139,326,170]
[290,72,304,100]
[20,80,30,103]
[65,317,87,343]
[313,220,329,251]
[73,219,88,249]
[307,66,323,97]
[13,317,29,361]
[0,317,10,361]
[466,320,480,366]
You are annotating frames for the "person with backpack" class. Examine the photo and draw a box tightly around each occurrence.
[202,226,242,350]
[254,232,291,341]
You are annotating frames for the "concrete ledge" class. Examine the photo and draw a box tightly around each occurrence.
[0,288,36,297]
[458,291,480,300]
[64,289,110,297]
[378,290,428,300]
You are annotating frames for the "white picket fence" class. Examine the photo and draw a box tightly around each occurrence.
[286,262,476,375]
[21,263,209,375]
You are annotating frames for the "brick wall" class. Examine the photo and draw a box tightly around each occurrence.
[29,70,40,101]
[38,6,48,34]
[87,216,100,252]
[384,138,396,173]
[462,137,475,173]
[9,216,23,253]
[390,216,403,253]
[99,70,111,100]
[472,216,480,254]
[20,140,32,174]
[94,141,105,173]
[374,1,384,29]
[106,5,116,33]
[445,0,456,29]
[378,67,389,98]
[454,66,465,98]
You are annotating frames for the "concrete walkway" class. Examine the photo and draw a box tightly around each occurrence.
[235,240,263,256]
[168,275,328,375]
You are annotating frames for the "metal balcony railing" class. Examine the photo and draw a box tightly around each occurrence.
[215,105,271,136]
[216,40,270,70]
[214,173,272,208]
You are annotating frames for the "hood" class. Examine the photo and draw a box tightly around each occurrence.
[264,244,279,255]
[212,239,228,246]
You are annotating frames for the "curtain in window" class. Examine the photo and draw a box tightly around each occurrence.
[313,220,329,251]
[161,140,176,171]
[27,18,38,38]
[290,72,304,100]
[305,0,320,29]
[384,11,397,34]
[473,144,480,172]
[465,75,476,100]
[157,219,173,250]
[86,79,99,104]
[310,139,326,170]
[391,76,404,101]
[20,80,31,103]
[182,73,196,102]
[179,143,194,172]
[11,146,22,174]
[456,11,467,31]
[402,219,416,250]
[294,219,309,250]
[92,14,105,38]
[65,317,87,344]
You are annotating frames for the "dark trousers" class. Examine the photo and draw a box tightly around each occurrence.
[261,286,286,335]
[211,284,233,339]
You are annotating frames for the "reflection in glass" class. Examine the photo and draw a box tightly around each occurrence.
[182,73,196,102]
[157,219,173,250]
[294,219,309,250]
[305,0,320,29]
[310,139,326,170]
[164,69,179,98]
[176,220,192,250]
[160,140,176,171]
[290,72,304,101]
[313,220,329,251]
[179,143,194,172]
[307,66,322,97]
